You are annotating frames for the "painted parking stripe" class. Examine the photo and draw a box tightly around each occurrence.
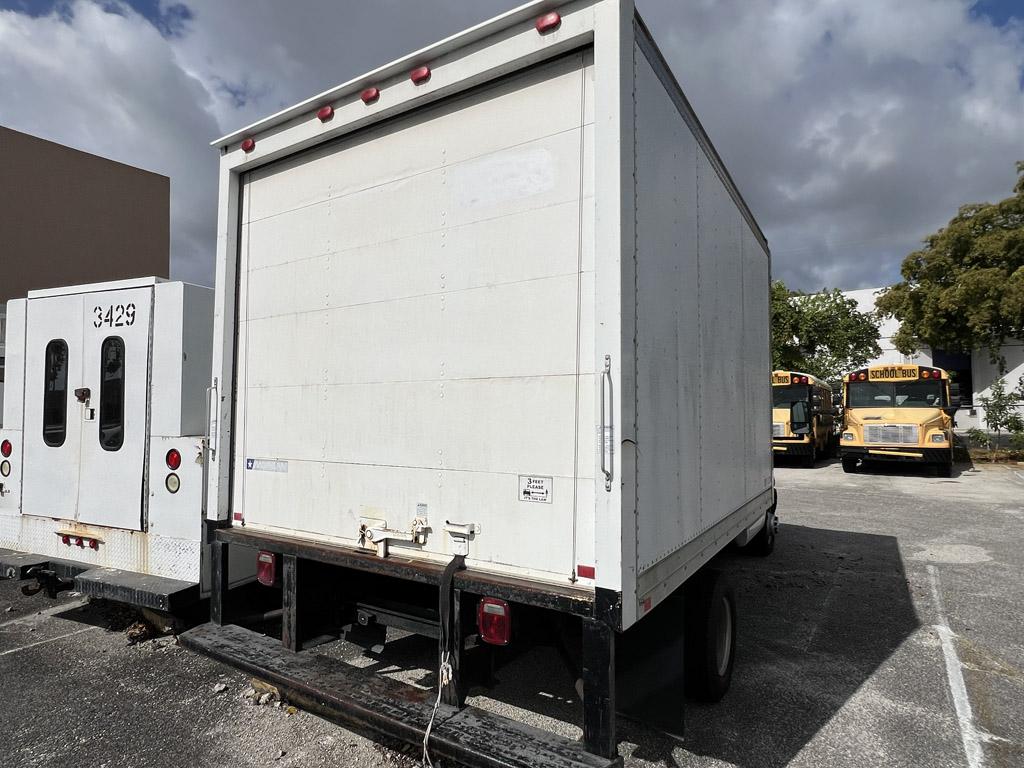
[0,626,95,657]
[927,564,985,768]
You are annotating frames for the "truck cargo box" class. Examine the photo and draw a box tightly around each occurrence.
[205,0,772,633]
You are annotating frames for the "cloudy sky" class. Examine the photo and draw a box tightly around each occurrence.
[1,0,1022,292]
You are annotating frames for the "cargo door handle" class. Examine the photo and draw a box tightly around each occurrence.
[206,379,218,461]
[600,355,613,492]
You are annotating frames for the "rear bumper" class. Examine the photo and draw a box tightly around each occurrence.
[0,548,198,612]
[772,441,813,457]
[841,446,951,464]
[181,622,620,768]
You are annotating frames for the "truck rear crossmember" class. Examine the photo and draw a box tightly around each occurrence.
[186,528,626,767]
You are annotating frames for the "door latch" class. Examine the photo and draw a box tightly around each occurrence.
[444,521,481,557]
[359,516,429,558]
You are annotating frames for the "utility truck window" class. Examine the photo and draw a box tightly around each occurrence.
[99,337,125,451]
[848,381,944,408]
[43,339,69,447]
[772,385,809,408]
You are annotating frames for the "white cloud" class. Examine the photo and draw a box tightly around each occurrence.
[1,0,1022,291]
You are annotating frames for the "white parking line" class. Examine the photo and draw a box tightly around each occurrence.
[927,564,985,768]
[0,626,96,657]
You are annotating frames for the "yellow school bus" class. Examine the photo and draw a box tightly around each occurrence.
[840,364,959,477]
[772,370,837,467]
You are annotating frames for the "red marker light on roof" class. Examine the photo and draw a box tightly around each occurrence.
[535,11,561,33]
[241,137,256,153]
[89,539,99,550]
[61,535,71,546]
[0,439,10,457]
[360,87,380,104]
[316,105,334,122]
[477,597,511,646]
[410,66,431,84]
[166,449,181,470]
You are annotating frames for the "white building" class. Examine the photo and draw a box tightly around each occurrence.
[844,287,1024,431]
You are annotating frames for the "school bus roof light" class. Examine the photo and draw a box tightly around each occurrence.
[858,373,867,380]
[921,370,931,378]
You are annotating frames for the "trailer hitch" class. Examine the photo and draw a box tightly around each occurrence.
[21,566,75,599]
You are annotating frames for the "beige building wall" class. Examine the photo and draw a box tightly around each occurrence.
[0,126,169,304]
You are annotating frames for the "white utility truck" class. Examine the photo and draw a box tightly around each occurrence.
[0,278,216,612]
[182,1,776,765]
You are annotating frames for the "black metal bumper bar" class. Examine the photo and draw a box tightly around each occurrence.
[180,622,621,768]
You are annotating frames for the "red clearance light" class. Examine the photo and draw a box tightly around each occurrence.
[89,539,99,550]
[410,66,431,84]
[477,597,511,646]
[241,137,256,153]
[316,105,334,122]
[535,11,561,33]
[0,439,10,457]
[61,535,71,545]
[75,537,84,548]
[166,449,181,470]
[360,87,380,104]
[577,564,596,580]
[256,551,277,587]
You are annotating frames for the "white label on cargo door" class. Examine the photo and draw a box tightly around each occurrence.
[246,458,288,473]
[518,475,552,504]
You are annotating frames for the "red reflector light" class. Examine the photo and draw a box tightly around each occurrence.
[165,449,181,470]
[256,551,276,587]
[360,87,380,104]
[535,11,561,33]
[0,439,10,457]
[232,512,244,522]
[477,597,511,646]
[241,137,256,153]
[316,105,334,122]
[577,564,595,580]
[410,66,431,84]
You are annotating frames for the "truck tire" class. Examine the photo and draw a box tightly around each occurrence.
[746,509,776,556]
[841,457,858,473]
[685,570,736,703]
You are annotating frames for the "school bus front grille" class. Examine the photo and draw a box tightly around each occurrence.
[864,424,919,444]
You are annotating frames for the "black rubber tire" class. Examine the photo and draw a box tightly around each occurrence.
[802,443,817,468]
[841,457,858,474]
[685,570,737,703]
[747,510,776,556]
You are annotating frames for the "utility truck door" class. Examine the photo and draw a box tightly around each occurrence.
[76,288,153,531]
[22,294,85,520]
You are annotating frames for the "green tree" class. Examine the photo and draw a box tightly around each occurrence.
[876,162,1024,366]
[978,375,1024,444]
[771,281,882,381]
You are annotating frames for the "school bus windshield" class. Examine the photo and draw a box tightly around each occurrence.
[772,385,809,408]
[847,381,945,408]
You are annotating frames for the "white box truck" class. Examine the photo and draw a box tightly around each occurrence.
[182,1,776,765]
[0,277,218,612]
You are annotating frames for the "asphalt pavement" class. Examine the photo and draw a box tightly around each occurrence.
[1,459,1022,767]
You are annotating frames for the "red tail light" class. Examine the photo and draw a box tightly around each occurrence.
[477,597,511,646]
[535,11,561,33]
[0,439,11,457]
[256,551,277,587]
[410,66,431,84]
[316,105,334,122]
[166,449,181,470]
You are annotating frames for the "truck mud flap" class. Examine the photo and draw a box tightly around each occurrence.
[180,622,621,768]
[74,568,199,613]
